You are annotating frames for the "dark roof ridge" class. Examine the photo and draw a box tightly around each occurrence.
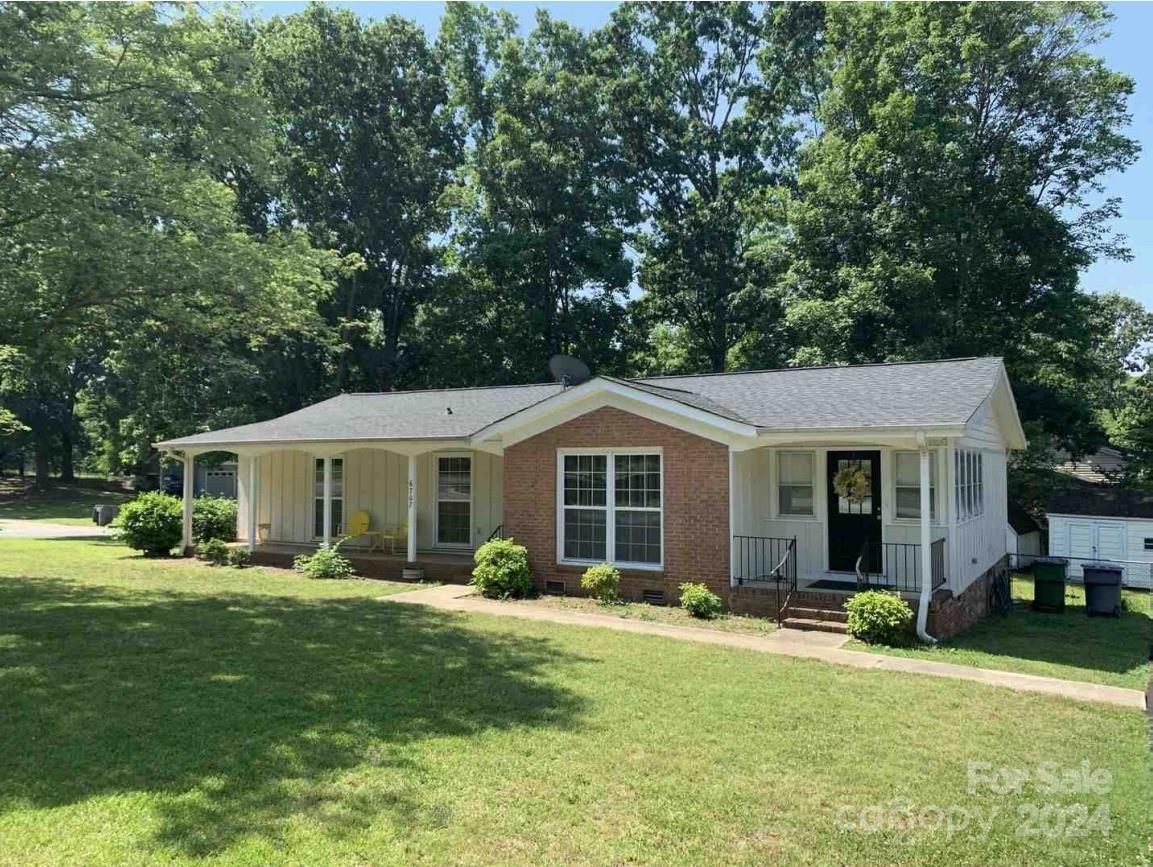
[637,356,994,382]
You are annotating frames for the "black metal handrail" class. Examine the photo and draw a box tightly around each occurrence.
[856,539,947,593]
[486,524,504,542]
[733,535,797,623]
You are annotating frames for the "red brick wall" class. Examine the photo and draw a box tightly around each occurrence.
[503,406,730,601]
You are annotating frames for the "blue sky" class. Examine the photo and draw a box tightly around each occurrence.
[251,1,1153,308]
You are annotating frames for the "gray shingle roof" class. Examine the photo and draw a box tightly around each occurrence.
[638,357,1002,430]
[157,357,1004,448]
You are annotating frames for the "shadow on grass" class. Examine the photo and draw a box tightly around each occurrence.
[0,575,588,856]
[940,594,1151,682]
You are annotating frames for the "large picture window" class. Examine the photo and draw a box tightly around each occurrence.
[955,449,984,521]
[560,451,662,567]
[436,455,472,546]
[894,452,937,520]
[313,458,344,539]
[777,452,815,517]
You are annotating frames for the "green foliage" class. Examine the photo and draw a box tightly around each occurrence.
[192,495,238,544]
[471,537,533,599]
[112,492,182,557]
[844,591,914,645]
[228,547,253,569]
[678,583,723,619]
[197,537,231,567]
[580,563,621,604]
[293,542,355,580]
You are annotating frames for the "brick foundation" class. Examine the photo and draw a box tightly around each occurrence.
[250,550,473,583]
[927,557,1008,639]
[503,406,730,602]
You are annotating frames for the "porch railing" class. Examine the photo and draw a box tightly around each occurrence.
[733,535,797,623]
[855,539,947,593]
[486,524,504,542]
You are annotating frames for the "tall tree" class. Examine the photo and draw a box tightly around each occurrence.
[256,4,460,391]
[777,2,1138,452]
[430,6,637,384]
[602,2,801,373]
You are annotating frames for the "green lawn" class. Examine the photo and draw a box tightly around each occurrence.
[850,577,1152,691]
[0,539,1148,866]
[0,479,137,525]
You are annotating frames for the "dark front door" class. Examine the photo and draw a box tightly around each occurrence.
[826,451,881,573]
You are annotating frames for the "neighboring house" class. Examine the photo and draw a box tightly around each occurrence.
[164,460,239,499]
[156,356,1025,638]
[1053,445,1127,485]
[1047,486,1153,589]
[1006,501,1043,560]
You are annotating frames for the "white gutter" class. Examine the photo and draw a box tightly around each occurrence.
[914,431,938,644]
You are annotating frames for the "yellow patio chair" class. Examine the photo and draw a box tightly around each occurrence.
[377,518,408,556]
[345,510,387,552]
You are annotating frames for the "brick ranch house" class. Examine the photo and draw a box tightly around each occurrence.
[156,357,1026,639]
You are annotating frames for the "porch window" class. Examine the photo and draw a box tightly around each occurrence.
[561,452,662,567]
[436,455,472,546]
[777,452,814,517]
[894,452,937,520]
[313,458,344,539]
[955,449,984,520]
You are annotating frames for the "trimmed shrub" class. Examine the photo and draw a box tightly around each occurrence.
[580,563,621,603]
[197,537,231,566]
[193,495,238,543]
[228,547,252,569]
[294,541,354,580]
[113,492,182,557]
[471,538,533,599]
[844,590,913,644]
[679,582,722,619]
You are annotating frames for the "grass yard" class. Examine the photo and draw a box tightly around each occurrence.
[497,592,779,637]
[0,539,1149,866]
[0,478,136,525]
[850,577,1152,691]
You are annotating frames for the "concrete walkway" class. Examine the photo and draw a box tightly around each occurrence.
[385,584,1147,710]
[0,519,113,539]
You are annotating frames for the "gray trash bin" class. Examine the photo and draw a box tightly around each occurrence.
[93,504,120,527]
[1082,561,1123,617]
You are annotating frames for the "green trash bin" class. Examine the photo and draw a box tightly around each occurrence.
[1032,556,1068,613]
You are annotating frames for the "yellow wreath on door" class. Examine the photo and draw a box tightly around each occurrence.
[833,466,870,502]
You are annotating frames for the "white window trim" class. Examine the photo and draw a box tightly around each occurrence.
[434,451,474,549]
[892,450,939,524]
[954,448,985,524]
[776,450,817,519]
[556,447,664,571]
[311,457,346,541]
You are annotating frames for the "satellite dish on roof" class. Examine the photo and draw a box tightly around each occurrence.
[548,354,591,387]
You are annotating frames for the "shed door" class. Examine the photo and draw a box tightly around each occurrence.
[1068,523,1096,561]
[1095,522,1126,562]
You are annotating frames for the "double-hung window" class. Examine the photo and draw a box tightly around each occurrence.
[954,449,984,520]
[777,452,815,517]
[313,458,344,539]
[560,451,662,567]
[436,455,472,546]
[894,452,937,520]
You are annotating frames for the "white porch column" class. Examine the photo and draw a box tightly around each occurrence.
[406,454,418,563]
[322,456,334,547]
[181,451,195,555]
[916,443,935,642]
[246,457,258,552]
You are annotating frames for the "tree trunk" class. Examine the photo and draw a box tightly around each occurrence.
[33,438,50,487]
[59,424,75,483]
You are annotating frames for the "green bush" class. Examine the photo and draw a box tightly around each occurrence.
[193,495,237,543]
[580,563,621,603]
[471,538,533,599]
[197,537,231,566]
[113,492,183,557]
[844,590,913,644]
[228,547,252,569]
[293,541,355,580]
[679,582,722,619]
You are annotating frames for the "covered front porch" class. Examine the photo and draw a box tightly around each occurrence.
[245,541,477,583]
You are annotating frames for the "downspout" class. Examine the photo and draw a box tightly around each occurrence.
[915,432,938,644]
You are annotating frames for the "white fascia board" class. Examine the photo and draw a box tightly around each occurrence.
[152,438,472,458]
[749,426,966,450]
[470,378,760,448]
